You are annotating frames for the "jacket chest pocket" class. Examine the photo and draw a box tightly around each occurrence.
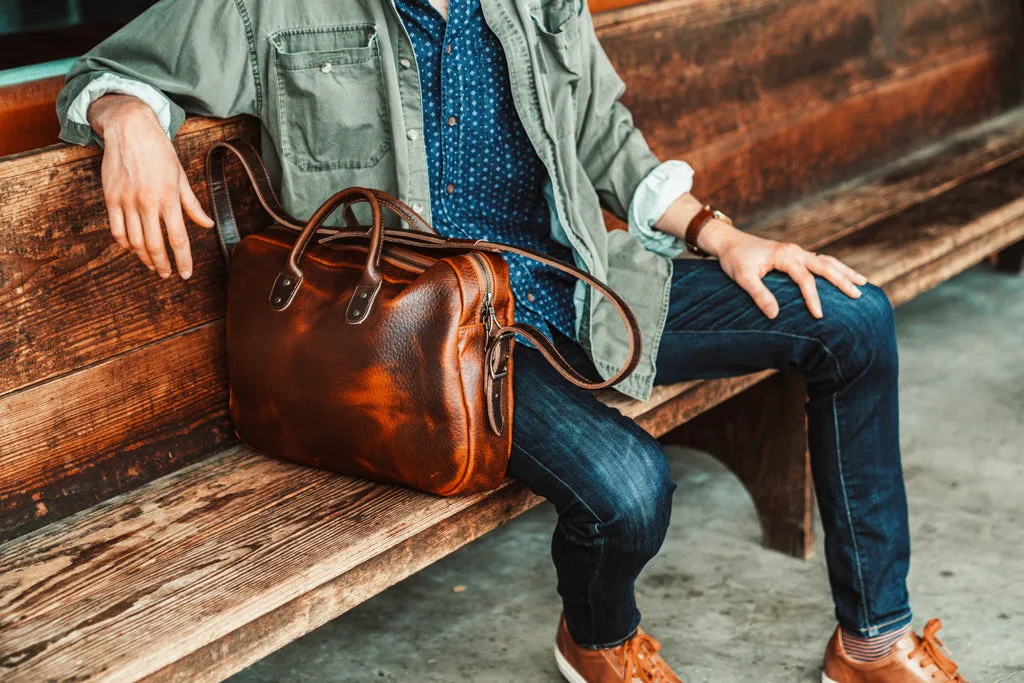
[527,0,583,140]
[527,0,584,74]
[270,25,392,171]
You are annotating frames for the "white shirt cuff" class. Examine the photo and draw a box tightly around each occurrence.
[628,159,695,258]
[66,73,174,138]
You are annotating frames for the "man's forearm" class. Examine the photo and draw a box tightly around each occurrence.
[652,191,742,258]
[87,94,160,141]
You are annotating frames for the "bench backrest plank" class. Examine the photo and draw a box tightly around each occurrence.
[602,0,1023,219]
[1,0,1022,541]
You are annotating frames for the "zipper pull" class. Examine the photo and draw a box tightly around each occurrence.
[481,291,501,337]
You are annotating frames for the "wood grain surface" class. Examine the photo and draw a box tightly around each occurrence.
[0,116,259,397]
[0,448,540,682]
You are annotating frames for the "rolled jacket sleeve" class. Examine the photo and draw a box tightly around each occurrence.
[55,0,258,147]
[628,159,695,258]
[574,0,663,222]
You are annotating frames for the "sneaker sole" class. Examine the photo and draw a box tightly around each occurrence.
[821,673,841,683]
[554,644,589,683]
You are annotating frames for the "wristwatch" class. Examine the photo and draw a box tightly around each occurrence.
[685,204,733,258]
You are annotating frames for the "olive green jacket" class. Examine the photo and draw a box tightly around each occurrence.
[56,0,687,401]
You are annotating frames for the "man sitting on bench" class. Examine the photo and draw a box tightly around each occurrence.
[55,0,971,680]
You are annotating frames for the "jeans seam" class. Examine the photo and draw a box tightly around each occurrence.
[831,393,871,630]
[848,610,914,636]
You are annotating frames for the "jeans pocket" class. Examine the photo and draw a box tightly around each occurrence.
[270,24,392,171]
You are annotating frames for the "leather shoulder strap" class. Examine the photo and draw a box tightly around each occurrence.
[205,139,642,391]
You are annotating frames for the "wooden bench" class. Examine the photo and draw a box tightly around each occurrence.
[3,0,1024,679]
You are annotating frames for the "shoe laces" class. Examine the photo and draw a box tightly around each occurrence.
[618,631,669,683]
[909,619,966,682]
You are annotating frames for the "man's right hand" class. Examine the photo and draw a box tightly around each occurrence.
[88,94,215,280]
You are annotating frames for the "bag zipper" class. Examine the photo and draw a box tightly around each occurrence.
[465,252,501,335]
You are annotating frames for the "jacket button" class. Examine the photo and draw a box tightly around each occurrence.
[320,62,332,74]
[446,183,455,194]
[399,58,411,69]
[412,203,424,212]
[526,292,536,303]
[407,128,419,140]
[447,115,457,127]
[446,43,453,54]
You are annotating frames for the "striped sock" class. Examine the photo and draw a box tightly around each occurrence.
[840,625,913,663]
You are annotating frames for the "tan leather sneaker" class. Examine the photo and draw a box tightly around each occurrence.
[554,614,683,683]
[823,619,968,682]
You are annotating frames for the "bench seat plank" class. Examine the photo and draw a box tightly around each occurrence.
[0,447,541,682]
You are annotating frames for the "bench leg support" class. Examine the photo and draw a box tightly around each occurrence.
[994,238,1024,273]
[660,370,815,560]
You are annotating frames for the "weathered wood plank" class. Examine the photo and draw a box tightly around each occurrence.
[884,220,1024,305]
[142,481,541,683]
[823,156,1024,296]
[681,45,1021,220]
[0,449,540,683]
[0,77,64,157]
[0,323,234,542]
[601,0,1023,157]
[750,108,1024,248]
[0,116,260,397]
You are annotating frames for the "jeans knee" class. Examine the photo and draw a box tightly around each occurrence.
[812,281,898,382]
[592,433,675,554]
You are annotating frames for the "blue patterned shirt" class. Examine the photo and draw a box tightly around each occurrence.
[394,0,580,344]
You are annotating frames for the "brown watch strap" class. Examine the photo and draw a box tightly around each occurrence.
[685,206,715,258]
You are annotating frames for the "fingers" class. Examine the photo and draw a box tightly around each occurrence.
[180,170,215,228]
[819,253,868,285]
[164,201,194,279]
[124,209,155,271]
[107,203,130,251]
[141,204,173,278]
[735,270,781,319]
[776,245,823,318]
[807,254,862,300]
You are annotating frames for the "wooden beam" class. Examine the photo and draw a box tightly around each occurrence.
[662,370,815,559]
[994,239,1024,273]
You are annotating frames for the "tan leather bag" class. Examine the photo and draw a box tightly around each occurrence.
[205,140,642,496]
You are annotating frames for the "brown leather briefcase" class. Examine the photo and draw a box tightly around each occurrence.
[205,140,642,496]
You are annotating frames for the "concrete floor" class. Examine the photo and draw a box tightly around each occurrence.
[231,265,1024,683]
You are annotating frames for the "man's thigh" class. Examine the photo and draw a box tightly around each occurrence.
[506,338,671,518]
[652,257,883,387]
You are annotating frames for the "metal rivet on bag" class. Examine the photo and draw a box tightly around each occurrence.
[282,277,291,287]
[272,296,283,305]
[351,308,362,317]
[359,291,369,299]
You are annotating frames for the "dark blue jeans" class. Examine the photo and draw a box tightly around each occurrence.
[506,257,912,648]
